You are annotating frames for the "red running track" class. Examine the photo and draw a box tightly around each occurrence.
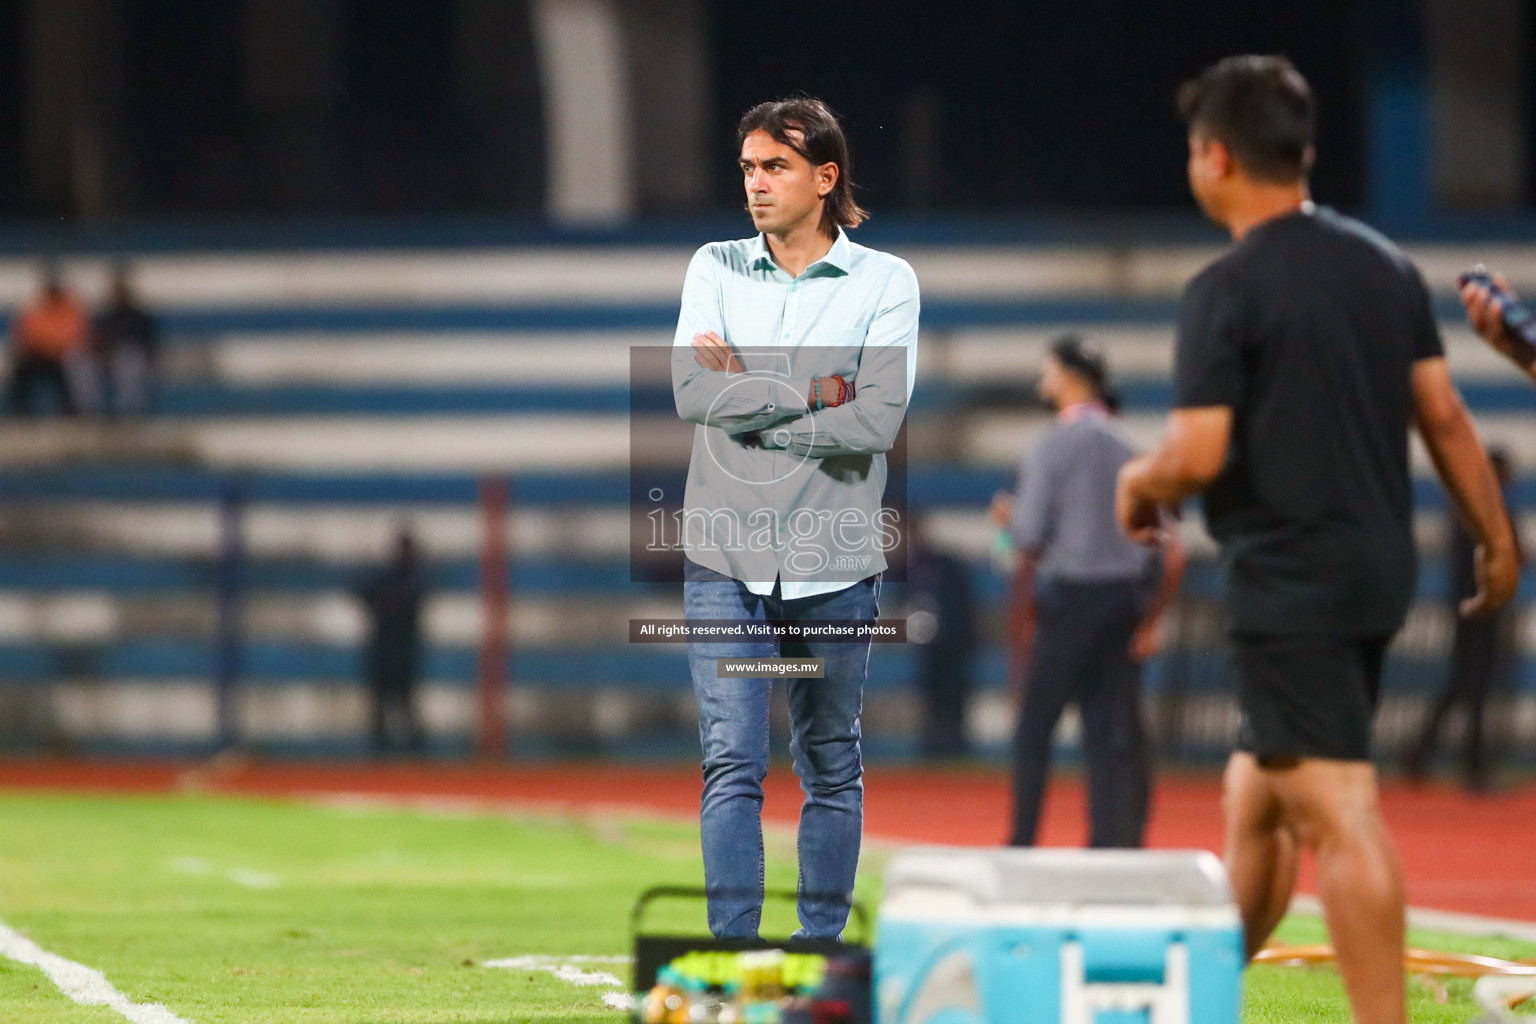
[2,758,1533,922]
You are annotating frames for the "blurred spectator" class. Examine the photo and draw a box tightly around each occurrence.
[1405,448,1522,791]
[355,528,428,755]
[7,266,89,416]
[995,335,1184,848]
[903,516,976,758]
[87,264,159,416]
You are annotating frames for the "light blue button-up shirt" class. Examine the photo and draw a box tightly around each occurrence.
[672,228,920,599]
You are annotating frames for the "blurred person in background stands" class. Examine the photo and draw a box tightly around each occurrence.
[6,265,88,416]
[88,264,160,416]
[355,528,428,756]
[903,515,976,758]
[1405,447,1522,792]
[991,334,1185,849]
[1116,56,1518,1024]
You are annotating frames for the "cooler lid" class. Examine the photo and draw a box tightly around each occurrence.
[883,847,1233,908]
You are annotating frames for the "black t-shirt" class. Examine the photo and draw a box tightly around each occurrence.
[1174,205,1443,636]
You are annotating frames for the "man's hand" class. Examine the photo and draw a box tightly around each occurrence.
[1459,271,1536,379]
[1461,539,1521,618]
[989,491,1013,529]
[1116,455,1171,544]
[1128,621,1161,662]
[1460,273,1512,349]
[692,331,744,373]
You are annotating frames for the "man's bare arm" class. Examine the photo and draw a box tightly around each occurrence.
[1130,529,1188,662]
[1115,407,1232,544]
[1411,357,1520,616]
[1460,273,1536,382]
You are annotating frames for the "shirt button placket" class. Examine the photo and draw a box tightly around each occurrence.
[782,279,796,342]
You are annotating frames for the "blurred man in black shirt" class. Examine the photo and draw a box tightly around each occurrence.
[1116,56,1518,1024]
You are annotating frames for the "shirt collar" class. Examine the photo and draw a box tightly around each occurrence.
[1058,400,1109,423]
[750,227,853,276]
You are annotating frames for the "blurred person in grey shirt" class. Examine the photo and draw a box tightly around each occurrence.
[992,335,1184,847]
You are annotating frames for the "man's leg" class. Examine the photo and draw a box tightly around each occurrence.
[1221,752,1297,958]
[783,577,877,939]
[8,355,39,416]
[1009,585,1089,846]
[1269,758,1406,1024]
[1230,632,1404,1024]
[1408,620,1473,776]
[1450,619,1498,789]
[684,560,774,938]
[1080,585,1151,848]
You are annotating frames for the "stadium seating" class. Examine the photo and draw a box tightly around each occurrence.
[0,245,1531,762]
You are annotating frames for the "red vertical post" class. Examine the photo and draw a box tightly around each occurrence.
[476,476,510,760]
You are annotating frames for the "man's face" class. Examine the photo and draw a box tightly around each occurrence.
[1037,354,1065,409]
[739,128,834,236]
[1186,130,1229,224]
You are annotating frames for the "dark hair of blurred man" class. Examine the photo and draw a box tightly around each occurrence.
[1116,55,1518,1024]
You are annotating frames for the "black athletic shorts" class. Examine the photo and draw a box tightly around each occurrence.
[1231,633,1393,763]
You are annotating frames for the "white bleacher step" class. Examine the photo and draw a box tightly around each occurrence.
[201,331,664,385]
[941,325,1536,384]
[0,415,676,471]
[9,406,1534,475]
[146,322,1529,390]
[0,504,633,561]
[4,243,1532,311]
[2,498,1520,567]
[966,411,1536,470]
[0,593,678,648]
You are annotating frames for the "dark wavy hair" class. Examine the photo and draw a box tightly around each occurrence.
[737,97,868,237]
[1177,55,1315,183]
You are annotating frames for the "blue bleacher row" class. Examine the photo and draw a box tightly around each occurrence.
[0,550,1524,608]
[85,295,1481,335]
[0,638,1515,695]
[3,379,1534,418]
[5,466,1532,511]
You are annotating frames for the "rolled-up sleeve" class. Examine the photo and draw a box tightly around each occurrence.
[767,260,919,457]
[672,246,790,432]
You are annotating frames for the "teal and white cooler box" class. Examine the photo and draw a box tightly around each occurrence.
[875,847,1243,1024]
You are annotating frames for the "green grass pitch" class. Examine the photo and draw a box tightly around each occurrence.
[0,790,1529,1023]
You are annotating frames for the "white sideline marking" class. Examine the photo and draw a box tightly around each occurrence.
[483,954,627,986]
[1291,895,1536,944]
[0,919,192,1024]
[167,857,281,890]
[484,954,634,1010]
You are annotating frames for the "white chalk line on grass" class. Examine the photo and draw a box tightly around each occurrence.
[1291,894,1536,944]
[483,954,636,1010]
[167,856,281,890]
[0,918,192,1024]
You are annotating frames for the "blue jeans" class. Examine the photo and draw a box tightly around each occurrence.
[683,558,879,940]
